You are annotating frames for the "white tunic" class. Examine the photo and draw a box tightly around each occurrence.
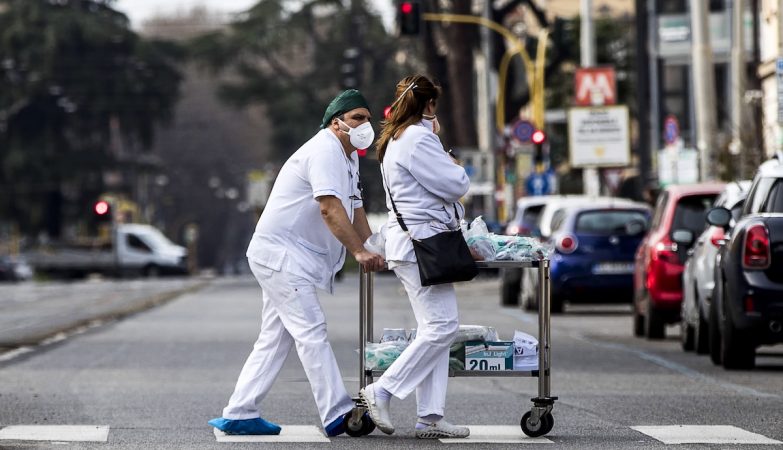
[381,121,470,265]
[246,129,362,293]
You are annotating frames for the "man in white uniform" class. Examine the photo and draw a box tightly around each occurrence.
[209,89,385,437]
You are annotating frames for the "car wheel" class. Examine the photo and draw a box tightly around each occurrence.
[550,295,564,314]
[645,298,665,340]
[144,264,161,278]
[501,269,522,306]
[680,318,695,351]
[521,289,535,311]
[720,291,756,370]
[632,292,645,337]
[694,306,710,355]
[522,276,538,311]
[709,292,722,365]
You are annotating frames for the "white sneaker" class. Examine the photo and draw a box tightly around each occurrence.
[359,385,394,435]
[415,419,470,439]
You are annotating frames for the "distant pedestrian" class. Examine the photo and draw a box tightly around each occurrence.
[209,89,385,437]
[359,74,471,439]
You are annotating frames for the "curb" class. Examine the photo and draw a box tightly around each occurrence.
[0,280,210,352]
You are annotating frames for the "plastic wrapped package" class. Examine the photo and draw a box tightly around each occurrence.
[363,225,387,258]
[466,235,496,261]
[364,342,406,370]
[453,325,500,343]
[494,235,550,261]
[380,328,409,344]
[462,216,551,261]
[462,217,497,261]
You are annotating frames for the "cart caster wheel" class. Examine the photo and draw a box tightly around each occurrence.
[345,412,375,437]
[542,413,554,434]
[521,411,552,437]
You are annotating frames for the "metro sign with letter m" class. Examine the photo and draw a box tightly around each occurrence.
[575,67,616,106]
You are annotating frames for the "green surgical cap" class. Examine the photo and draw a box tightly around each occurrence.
[320,89,370,129]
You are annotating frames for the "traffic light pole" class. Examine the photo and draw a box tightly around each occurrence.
[422,13,548,131]
[580,0,600,197]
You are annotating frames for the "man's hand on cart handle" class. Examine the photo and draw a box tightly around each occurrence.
[355,249,386,272]
[470,248,485,261]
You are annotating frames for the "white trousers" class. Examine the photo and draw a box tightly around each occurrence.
[377,263,459,418]
[221,259,354,427]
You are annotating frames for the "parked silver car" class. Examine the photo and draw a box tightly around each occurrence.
[680,181,751,353]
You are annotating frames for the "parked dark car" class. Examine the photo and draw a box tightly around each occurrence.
[681,181,751,353]
[543,203,651,312]
[708,155,783,369]
[633,183,724,339]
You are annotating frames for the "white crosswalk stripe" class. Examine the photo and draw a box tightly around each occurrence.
[632,425,782,445]
[2,423,779,444]
[213,425,330,443]
[439,425,553,444]
[0,425,109,442]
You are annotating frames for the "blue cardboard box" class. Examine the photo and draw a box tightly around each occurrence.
[464,341,514,371]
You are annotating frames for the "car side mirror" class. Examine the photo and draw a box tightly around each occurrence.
[706,207,732,229]
[672,229,694,246]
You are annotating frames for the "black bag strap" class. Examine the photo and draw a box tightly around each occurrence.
[380,163,460,234]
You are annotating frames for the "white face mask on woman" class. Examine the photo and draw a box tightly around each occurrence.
[338,119,375,149]
[423,114,441,134]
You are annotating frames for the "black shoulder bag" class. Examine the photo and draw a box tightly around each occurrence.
[382,166,478,286]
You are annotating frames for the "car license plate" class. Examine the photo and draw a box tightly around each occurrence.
[592,262,634,274]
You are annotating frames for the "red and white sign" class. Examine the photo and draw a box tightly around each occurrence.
[575,67,617,106]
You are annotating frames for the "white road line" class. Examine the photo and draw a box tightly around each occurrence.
[0,425,109,442]
[500,308,538,324]
[439,425,553,444]
[632,425,782,445]
[571,333,780,399]
[213,426,330,443]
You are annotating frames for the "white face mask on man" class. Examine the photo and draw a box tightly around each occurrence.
[338,119,375,150]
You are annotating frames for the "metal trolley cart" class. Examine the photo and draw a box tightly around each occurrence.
[343,259,557,438]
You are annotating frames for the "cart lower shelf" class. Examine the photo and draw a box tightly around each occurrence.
[368,369,541,378]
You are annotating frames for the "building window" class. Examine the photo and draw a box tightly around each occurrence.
[656,0,725,13]
[657,0,686,14]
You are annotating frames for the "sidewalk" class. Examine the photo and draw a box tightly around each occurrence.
[0,277,209,350]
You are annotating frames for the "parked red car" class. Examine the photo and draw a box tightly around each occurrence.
[633,183,724,339]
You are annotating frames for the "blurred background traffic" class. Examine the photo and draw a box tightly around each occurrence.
[1,1,782,367]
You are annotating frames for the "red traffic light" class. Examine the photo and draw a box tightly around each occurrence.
[397,0,420,35]
[531,130,546,145]
[94,200,110,216]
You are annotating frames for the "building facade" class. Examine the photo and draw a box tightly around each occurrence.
[758,0,782,158]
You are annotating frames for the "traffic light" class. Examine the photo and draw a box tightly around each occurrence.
[341,47,361,89]
[532,129,547,163]
[93,200,112,222]
[397,0,421,36]
[531,130,546,145]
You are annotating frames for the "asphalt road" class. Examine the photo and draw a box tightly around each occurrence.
[0,274,781,449]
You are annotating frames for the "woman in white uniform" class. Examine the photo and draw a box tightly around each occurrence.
[359,74,471,439]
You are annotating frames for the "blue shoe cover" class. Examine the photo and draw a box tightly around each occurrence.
[325,415,346,437]
[208,417,281,435]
